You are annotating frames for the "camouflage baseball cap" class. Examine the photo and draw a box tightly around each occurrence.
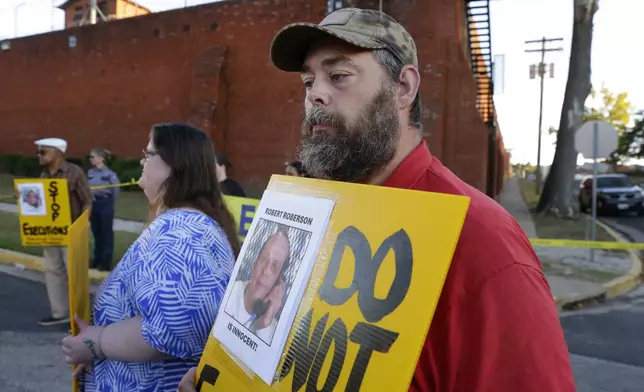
[270,8,418,72]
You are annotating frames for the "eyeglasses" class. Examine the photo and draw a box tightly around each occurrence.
[37,149,48,156]
[142,149,158,161]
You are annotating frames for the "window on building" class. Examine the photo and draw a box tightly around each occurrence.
[327,0,343,13]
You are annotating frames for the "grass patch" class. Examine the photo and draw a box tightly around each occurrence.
[0,211,139,266]
[0,173,148,222]
[518,178,615,242]
[540,259,622,283]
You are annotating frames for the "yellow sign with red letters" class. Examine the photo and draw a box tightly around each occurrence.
[195,175,470,391]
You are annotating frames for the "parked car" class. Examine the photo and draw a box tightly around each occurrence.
[579,173,644,216]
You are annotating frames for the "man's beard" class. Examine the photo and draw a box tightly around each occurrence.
[299,86,399,183]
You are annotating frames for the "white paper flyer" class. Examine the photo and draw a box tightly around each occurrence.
[212,189,335,385]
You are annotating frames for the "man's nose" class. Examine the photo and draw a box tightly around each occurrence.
[260,263,275,279]
[306,80,331,107]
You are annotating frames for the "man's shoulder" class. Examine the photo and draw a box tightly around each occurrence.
[412,160,540,290]
[450,192,540,294]
[63,161,85,176]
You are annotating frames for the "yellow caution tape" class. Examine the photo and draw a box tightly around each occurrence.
[0,178,140,200]
[530,238,644,250]
[88,178,139,190]
[2,178,644,252]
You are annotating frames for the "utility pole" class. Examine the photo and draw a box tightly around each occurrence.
[525,37,563,195]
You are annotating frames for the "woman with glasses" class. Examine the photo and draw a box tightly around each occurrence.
[61,123,241,391]
[87,148,119,271]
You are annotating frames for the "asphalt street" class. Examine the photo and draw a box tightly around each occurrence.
[0,265,71,392]
[2,262,644,392]
[603,214,644,240]
[563,283,644,392]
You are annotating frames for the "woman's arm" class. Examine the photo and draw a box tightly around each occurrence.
[100,316,171,362]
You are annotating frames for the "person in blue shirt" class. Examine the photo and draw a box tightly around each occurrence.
[61,123,240,392]
[88,148,119,271]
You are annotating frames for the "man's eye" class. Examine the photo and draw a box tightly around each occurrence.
[303,79,313,89]
[330,74,348,82]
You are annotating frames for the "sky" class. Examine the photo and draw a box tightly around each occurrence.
[1,0,641,166]
[490,0,644,165]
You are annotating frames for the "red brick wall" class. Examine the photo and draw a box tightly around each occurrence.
[0,0,504,196]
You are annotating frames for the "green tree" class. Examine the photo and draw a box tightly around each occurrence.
[620,111,644,159]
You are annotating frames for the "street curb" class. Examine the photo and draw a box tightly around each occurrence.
[554,220,642,311]
[598,221,643,298]
[0,248,109,284]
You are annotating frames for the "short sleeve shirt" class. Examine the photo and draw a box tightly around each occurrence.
[381,141,576,392]
[85,209,236,392]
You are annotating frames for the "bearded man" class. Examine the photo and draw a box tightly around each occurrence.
[179,8,576,392]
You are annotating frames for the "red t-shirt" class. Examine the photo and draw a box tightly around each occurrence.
[382,141,575,392]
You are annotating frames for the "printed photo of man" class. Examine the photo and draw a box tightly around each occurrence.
[19,186,46,216]
[25,190,41,208]
[225,230,290,345]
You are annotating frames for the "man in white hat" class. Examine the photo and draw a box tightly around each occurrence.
[34,137,93,326]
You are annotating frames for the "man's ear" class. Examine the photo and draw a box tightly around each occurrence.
[397,65,421,110]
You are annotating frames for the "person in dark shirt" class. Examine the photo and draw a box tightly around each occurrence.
[215,154,246,197]
[88,147,120,271]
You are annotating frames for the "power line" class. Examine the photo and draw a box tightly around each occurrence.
[525,36,564,196]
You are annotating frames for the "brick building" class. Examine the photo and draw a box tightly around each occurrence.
[58,0,150,28]
[0,0,508,196]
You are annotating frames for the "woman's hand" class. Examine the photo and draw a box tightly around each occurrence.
[61,314,105,365]
[177,367,198,392]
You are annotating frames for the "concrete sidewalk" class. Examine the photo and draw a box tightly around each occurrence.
[498,177,536,237]
[0,202,144,233]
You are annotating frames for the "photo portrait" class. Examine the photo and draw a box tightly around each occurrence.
[18,183,47,216]
[225,218,312,346]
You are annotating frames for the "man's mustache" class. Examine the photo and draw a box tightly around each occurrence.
[304,107,343,128]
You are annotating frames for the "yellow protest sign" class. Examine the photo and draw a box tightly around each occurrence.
[14,178,72,247]
[224,195,260,242]
[195,175,469,391]
[66,210,91,392]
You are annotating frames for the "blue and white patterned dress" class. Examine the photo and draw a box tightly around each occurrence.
[85,208,235,392]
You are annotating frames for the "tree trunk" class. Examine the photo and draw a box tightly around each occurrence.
[536,0,598,216]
